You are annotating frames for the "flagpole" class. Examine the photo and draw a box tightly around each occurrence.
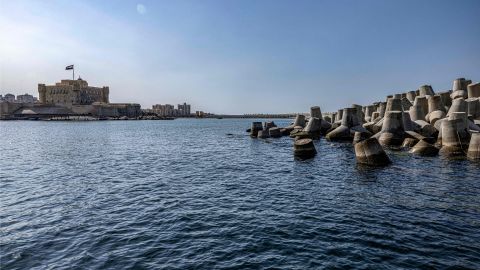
[73,66,75,80]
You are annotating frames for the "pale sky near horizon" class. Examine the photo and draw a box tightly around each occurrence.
[1,0,479,114]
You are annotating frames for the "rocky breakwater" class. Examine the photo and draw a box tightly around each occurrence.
[244,77,480,164]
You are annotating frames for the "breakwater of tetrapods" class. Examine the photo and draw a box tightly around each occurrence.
[247,77,480,164]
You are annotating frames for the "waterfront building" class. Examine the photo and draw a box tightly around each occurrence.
[1,78,141,119]
[38,77,109,107]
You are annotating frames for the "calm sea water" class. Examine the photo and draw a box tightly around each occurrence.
[1,119,479,269]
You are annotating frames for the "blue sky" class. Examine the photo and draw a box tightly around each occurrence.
[1,0,479,114]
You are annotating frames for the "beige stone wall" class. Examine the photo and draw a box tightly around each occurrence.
[38,79,109,106]
[0,102,29,118]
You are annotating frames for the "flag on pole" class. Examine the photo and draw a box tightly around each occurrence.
[65,65,74,70]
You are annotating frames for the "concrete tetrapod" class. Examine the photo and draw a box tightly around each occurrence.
[269,127,282,138]
[451,90,467,100]
[418,85,435,97]
[250,122,263,138]
[309,105,332,134]
[310,106,322,118]
[467,132,480,160]
[406,91,417,103]
[376,111,405,147]
[466,98,480,119]
[354,137,391,166]
[294,138,317,159]
[413,96,428,119]
[426,95,446,125]
[353,131,370,145]
[257,130,270,139]
[409,103,426,121]
[438,91,452,109]
[331,112,337,123]
[439,119,469,157]
[377,102,386,119]
[294,114,306,128]
[334,109,344,124]
[264,121,277,131]
[352,104,365,123]
[401,97,412,111]
[301,117,322,139]
[364,105,376,122]
[453,78,469,91]
[436,112,468,146]
[402,112,415,131]
[410,139,439,156]
[447,98,467,116]
[467,82,480,98]
[402,138,418,148]
[386,97,403,112]
[326,108,370,141]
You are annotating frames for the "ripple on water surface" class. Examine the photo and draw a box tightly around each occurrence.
[1,119,479,269]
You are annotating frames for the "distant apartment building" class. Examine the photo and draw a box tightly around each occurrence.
[1,93,39,103]
[16,94,35,103]
[152,104,175,117]
[152,102,191,117]
[3,93,15,102]
[178,102,191,116]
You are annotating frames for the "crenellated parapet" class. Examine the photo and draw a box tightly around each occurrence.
[38,78,109,107]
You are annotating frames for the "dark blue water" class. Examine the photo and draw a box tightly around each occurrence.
[1,119,479,269]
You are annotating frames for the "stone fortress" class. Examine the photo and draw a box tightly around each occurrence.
[38,78,109,106]
[1,77,141,119]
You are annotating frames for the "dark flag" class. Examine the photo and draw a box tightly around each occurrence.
[65,65,74,70]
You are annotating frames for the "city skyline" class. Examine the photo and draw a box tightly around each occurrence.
[1,0,479,114]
